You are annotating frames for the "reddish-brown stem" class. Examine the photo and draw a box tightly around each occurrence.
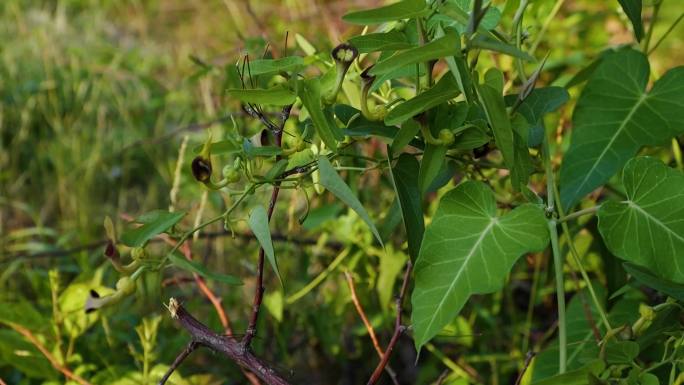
[344,271,384,356]
[7,323,92,385]
[345,271,400,385]
[180,243,234,334]
[243,104,292,348]
[158,341,198,385]
[366,261,413,385]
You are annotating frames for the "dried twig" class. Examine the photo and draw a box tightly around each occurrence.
[160,299,292,385]
[6,323,93,385]
[366,261,413,385]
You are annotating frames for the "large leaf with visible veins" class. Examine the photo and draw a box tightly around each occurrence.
[411,181,549,349]
[559,49,684,208]
[598,157,684,283]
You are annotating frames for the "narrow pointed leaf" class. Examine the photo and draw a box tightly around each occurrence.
[411,181,548,349]
[617,0,644,42]
[121,211,185,247]
[227,86,296,106]
[434,24,472,101]
[169,252,242,285]
[317,156,383,246]
[249,205,282,285]
[384,74,461,126]
[418,143,447,194]
[343,0,428,25]
[559,49,684,208]
[298,78,342,150]
[469,34,535,61]
[598,157,684,283]
[510,113,533,191]
[623,263,684,302]
[370,32,460,76]
[505,87,569,147]
[193,140,240,155]
[347,31,415,53]
[246,56,304,76]
[476,74,515,172]
[391,120,422,154]
[389,153,424,261]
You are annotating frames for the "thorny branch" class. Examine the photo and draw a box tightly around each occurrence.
[366,260,413,385]
[159,300,292,385]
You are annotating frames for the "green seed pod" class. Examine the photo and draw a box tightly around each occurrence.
[191,156,212,183]
[617,324,634,340]
[116,277,136,296]
[439,129,455,145]
[222,165,241,183]
[131,247,148,261]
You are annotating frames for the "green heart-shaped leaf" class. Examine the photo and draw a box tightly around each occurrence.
[598,157,684,283]
[559,49,684,208]
[411,181,548,349]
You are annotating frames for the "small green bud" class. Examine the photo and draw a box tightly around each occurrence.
[131,247,148,261]
[638,304,655,321]
[617,324,634,340]
[116,277,137,296]
[222,165,241,183]
[439,129,455,145]
[373,105,388,120]
[295,136,306,152]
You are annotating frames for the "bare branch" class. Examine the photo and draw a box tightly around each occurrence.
[158,341,198,385]
[165,299,292,385]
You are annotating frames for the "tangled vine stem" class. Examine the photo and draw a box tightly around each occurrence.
[243,103,293,348]
[366,260,413,385]
[160,299,292,385]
